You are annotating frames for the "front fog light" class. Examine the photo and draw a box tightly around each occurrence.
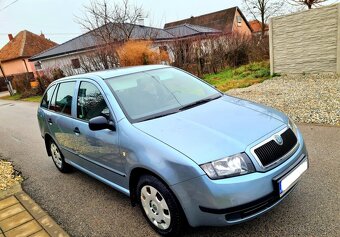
[200,153,255,179]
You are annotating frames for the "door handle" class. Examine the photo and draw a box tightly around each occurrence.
[73,127,80,135]
[48,118,53,125]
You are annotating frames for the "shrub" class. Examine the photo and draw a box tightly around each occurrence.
[36,74,53,94]
[51,68,65,80]
[21,88,40,98]
[248,36,269,62]
[117,41,167,66]
[225,42,250,67]
[11,73,33,93]
[168,33,261,76]
[35,67,65,94]
[168,33,270,76]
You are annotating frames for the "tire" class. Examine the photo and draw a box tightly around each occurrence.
[137,175,186,236]
[48,139,72,173]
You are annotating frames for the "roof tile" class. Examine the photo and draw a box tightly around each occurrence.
[0,30,57,62]
[30,23,173,61]
[165,24,221,37]
[249,20,269,33]
[164,7,237,33]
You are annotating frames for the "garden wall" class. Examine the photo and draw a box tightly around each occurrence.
[269,4,340,74]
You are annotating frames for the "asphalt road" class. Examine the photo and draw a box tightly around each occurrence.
[0,99,339,237]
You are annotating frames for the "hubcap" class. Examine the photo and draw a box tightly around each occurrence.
[50,143,62,168]
[140,185,171,230]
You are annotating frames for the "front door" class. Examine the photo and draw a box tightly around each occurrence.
[71,80,125,187]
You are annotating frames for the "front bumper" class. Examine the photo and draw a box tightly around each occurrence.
[171,137,308,227]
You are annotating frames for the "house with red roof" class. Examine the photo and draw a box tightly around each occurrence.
[249,20,269,35]
[164,7,252,35]
[0,30,57,78]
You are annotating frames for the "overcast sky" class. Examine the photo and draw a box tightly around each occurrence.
[0,0,338,48]
[0,0,245,47]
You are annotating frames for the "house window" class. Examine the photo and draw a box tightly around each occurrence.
[71,58,81,69]
[237,16,242,27]
[34,61,42,70]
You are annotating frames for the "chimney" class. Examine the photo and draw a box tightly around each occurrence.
[137,18,145,26]
[40,31,45,38]
[8,34,13,41]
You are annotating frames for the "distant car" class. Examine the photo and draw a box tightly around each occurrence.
[37,65,308,236]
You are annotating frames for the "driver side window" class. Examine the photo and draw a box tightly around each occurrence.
[77,81,110,121]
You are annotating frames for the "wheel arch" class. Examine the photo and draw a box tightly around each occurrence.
[44,133,54,156]
[129,167,178,207]
[128,166,188,226]
[129,167,164,206]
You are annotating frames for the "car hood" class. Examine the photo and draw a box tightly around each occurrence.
[134,96,286,165]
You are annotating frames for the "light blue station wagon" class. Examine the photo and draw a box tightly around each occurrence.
[37,65,308,236]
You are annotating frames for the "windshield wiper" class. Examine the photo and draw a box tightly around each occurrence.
[138,94,222,122]
[140,110,179,122]
[179,95,222,111]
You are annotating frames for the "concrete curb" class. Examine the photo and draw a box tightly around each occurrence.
[0,191,69,237]
[0,185,22,201]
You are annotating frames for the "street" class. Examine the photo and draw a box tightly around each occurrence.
[0,99,339,237]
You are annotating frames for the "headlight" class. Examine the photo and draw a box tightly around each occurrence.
[200,153,255,179]
[288,118,298,135]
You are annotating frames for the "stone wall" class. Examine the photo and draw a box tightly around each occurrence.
[269,4,340,74]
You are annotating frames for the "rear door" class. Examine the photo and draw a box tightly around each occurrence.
[71,79,126,187]
[38,84,57,136]
[46,81,78,158]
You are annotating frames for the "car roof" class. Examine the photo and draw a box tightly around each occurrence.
[56,65,171,82]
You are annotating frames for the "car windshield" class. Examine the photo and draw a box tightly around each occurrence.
[106,67,221,122]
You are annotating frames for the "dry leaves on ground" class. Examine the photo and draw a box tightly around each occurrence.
[0,159,23,191]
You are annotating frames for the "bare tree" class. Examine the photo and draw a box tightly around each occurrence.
[77,0,146,42]
[167,38,195,71]
[78,45,120,72]
[243,0,286,35]
[288,0,332,9]
[73,0,147,72]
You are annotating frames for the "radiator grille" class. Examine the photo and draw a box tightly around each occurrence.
[254,128,298,167]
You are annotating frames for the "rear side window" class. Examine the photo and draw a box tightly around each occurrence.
[49,84,58,111]
[54,82,76,115]
[41,85,56,109]
[77,82,110,121]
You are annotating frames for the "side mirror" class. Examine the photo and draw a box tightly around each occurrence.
[89,116,115,131]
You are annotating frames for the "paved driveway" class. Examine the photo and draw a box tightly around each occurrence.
[0,99,339,237]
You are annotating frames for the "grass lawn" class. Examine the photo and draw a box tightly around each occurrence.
[1,94,42,103]
[203,61,272,91]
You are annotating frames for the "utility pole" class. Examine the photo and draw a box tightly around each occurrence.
[0,62,14,96]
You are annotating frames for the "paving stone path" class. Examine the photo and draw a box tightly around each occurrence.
[0,192,68,237]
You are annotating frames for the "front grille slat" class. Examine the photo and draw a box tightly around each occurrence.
[254,128,298,167]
